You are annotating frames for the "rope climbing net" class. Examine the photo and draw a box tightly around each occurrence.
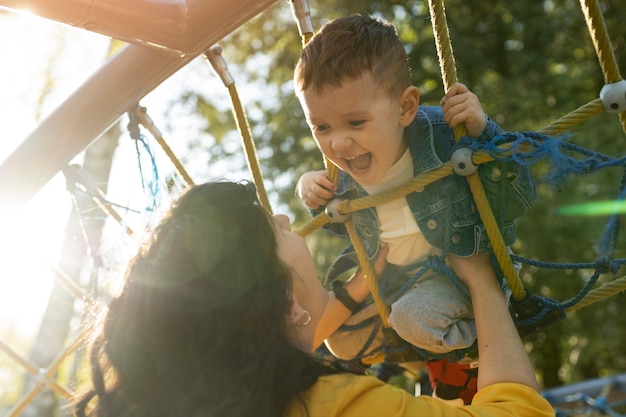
[289,0,626,366]
[0,0,625,416]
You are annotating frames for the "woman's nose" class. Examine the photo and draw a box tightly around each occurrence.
[273,214,291,230]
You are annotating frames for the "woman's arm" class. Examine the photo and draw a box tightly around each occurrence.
[313,244,388,350]
[448,254,540,391]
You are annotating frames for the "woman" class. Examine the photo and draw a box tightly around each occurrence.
[75,180,554,416]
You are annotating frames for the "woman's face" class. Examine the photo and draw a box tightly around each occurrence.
[272,214,329,351]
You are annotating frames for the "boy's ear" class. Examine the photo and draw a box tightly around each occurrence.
[399,86,420,126]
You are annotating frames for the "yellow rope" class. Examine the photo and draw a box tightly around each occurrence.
[131,105,196,187]
[289,1,393,322]
[227,83,273,214]
[205,47,273,214]
[341,167,454,214]
[565,275,626,314]
[326,157,340,185]
[428,0,526,301]
[579,0,621,85]
[294,159,457,328]
[428,0,458,93]
[295,147,515,239]
[291,0,626,337]
[540,99,605,136]
[345,219,391,326]
[578,0,626,135]
[64,164,135,237]
[303,31,313,46]
[294,211,329,237]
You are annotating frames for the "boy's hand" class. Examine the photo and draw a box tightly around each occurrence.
[296,170,337,210]
[441,82,487,137]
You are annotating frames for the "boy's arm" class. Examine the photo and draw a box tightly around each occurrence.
[296,169,337,210]
[476,114,505,142]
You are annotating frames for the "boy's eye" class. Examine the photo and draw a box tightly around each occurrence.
[313,124,329,132]
[349,120,365,127]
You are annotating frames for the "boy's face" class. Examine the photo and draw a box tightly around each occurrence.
[297,71,413,187]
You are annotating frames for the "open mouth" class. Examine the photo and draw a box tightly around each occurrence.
[346,153,372,173]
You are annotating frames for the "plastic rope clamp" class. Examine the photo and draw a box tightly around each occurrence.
[600,80,626,113]
[289,0,314,35]
[451,147,478,176]
[509,290,563,339]
[35,368,49,388]
[325,199,351,223]
[204,45,234,87]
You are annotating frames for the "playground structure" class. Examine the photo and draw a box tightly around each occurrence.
[0,0,626,416]
[0,0,280,209]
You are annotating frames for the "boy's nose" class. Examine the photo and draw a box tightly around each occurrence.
[330,133,352,151]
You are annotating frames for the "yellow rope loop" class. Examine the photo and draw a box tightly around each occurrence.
[540,99,605,136]
[579,0,621,84]
[294,211,330,237]
[345,219,391,326]
[226,84,273,214]
[565,275,626,314]
[428,0,527,301]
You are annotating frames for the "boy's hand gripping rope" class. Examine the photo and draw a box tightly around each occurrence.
[428,0,526,304]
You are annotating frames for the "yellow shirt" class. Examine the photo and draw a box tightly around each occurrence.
[286,374,555,417]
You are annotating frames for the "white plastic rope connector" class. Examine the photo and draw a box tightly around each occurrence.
[325,198,351,223]
[289,0,314,35]
[600,80,626,113]
[451,147,478,176]
[35,368,50,388]
[205,45,234,87]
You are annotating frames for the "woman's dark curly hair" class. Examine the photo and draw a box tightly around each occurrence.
[75,181,333,417]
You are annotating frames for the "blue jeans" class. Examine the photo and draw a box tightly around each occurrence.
[388,270,476,354]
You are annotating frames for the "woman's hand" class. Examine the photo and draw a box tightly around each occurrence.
[447,253,498,294]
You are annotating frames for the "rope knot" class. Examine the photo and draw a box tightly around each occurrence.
[593,256,620,275]
[424,255,448,273]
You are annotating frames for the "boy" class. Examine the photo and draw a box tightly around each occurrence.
[294,15,535,404]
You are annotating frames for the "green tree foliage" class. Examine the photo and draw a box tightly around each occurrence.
[176,0,626,388]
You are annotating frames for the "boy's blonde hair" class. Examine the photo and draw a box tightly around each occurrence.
[294,15,411,97]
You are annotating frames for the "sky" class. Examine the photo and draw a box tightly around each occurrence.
[0,8,242,345]
[0,10,112,340]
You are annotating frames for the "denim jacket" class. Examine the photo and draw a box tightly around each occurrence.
[324,106,536,274]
